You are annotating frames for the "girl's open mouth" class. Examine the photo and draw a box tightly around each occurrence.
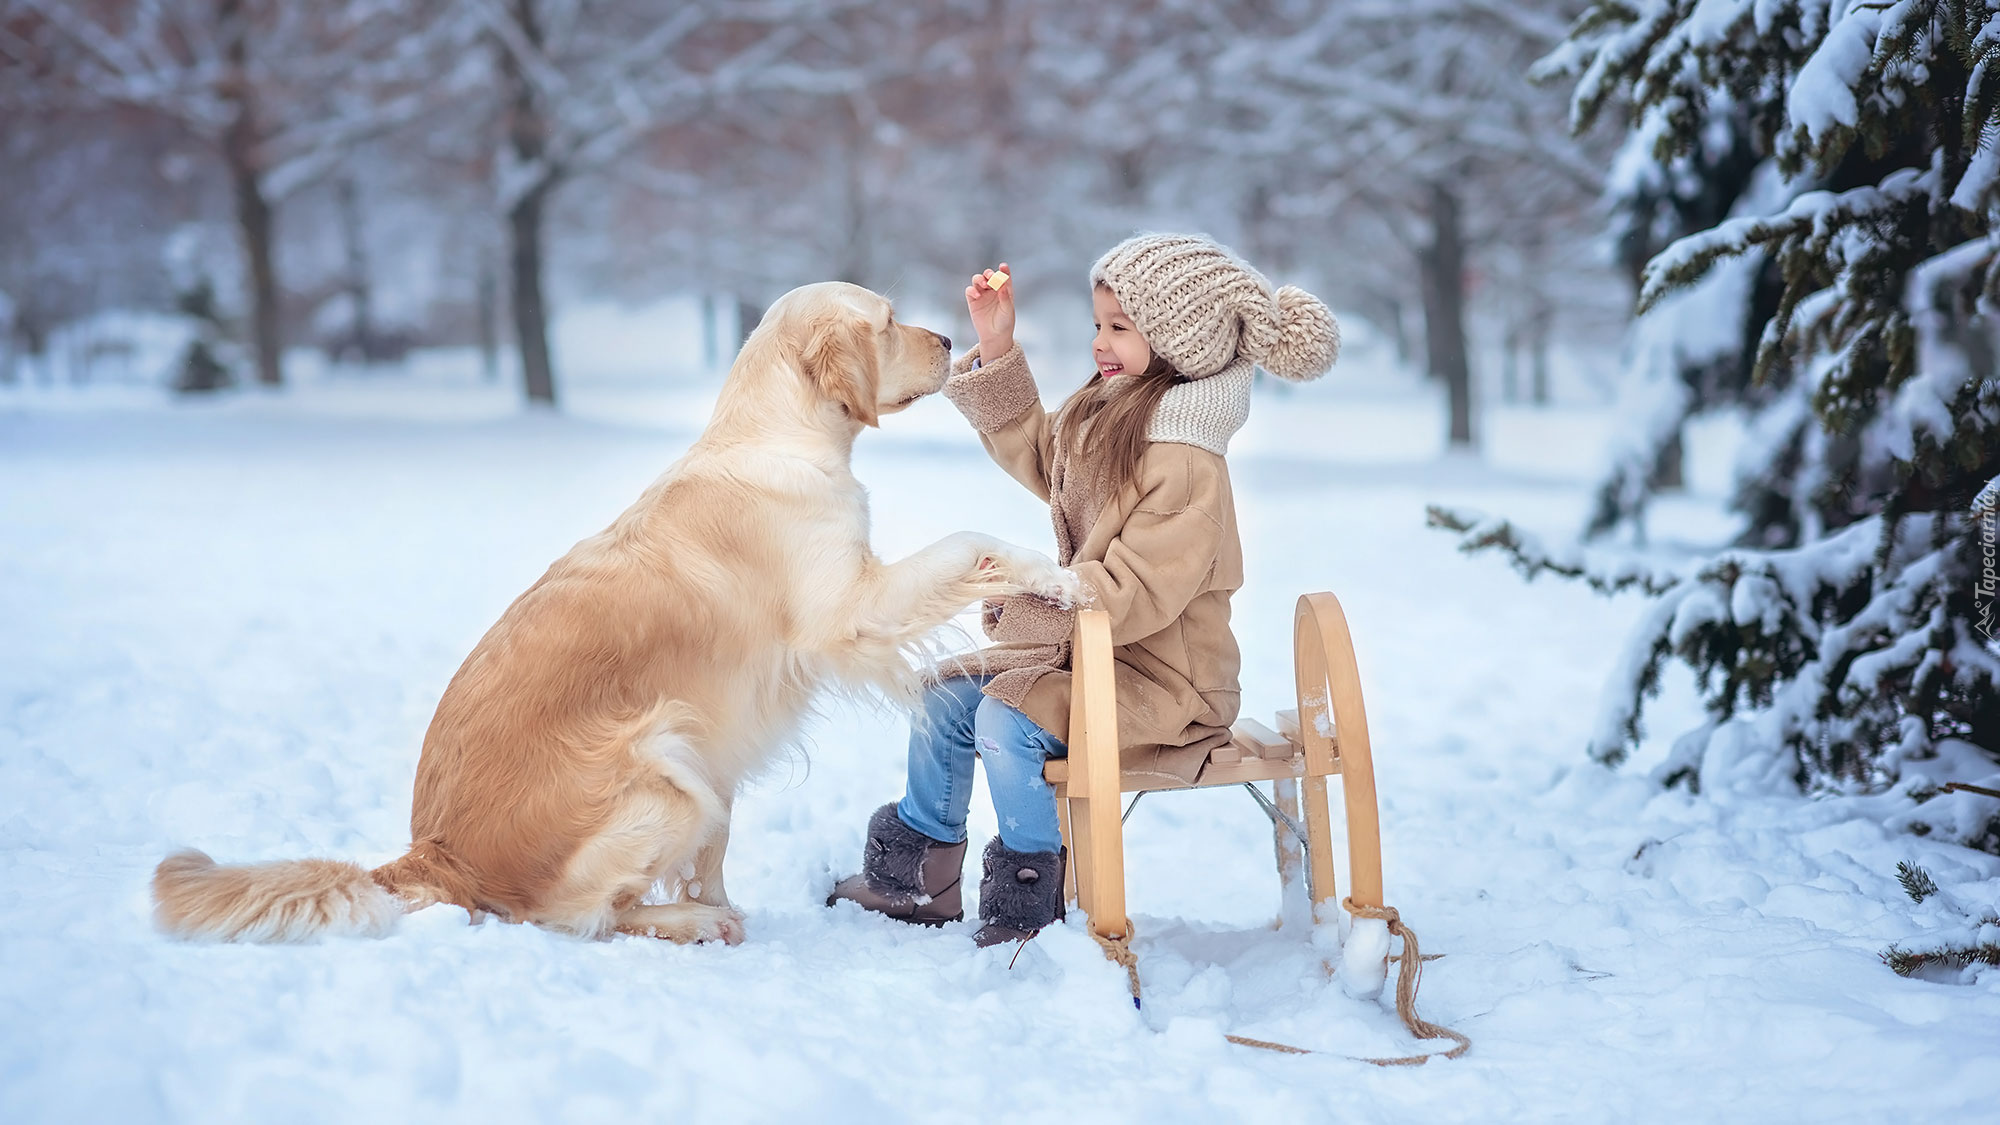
[1097,363,1124,377]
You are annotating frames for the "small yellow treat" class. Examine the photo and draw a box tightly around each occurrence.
[987,270,1009,290]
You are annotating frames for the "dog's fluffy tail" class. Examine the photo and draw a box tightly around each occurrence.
[152,848,407,942]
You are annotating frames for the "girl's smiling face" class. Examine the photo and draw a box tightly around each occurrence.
[1091,285,1153,378]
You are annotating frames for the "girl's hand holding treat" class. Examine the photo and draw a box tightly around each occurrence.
[965,262,1014,359]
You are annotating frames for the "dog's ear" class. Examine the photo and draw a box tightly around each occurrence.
[799,307,881,427]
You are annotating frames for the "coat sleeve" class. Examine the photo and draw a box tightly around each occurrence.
[940,341,1055,501]
[1071,446,1228,647]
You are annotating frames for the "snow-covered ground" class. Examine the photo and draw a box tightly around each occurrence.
[2,339,1993,1123]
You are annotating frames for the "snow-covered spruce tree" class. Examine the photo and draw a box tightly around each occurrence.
[1432,3,2000,836]
[1571,95,1778,540]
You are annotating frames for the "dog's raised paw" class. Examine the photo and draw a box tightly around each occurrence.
[987,550,1081,607]
[1007,560,1082,607]
[1034,567,1085,608]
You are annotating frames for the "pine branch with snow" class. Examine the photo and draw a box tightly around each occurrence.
[1897,860,1940,902]
[1424,505,1682,596]
[1880,860,2000,979]
[1436,499,2000,782]
[1882,939,2000,977]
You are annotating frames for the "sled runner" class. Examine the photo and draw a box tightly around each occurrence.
[1045,591,1384,959]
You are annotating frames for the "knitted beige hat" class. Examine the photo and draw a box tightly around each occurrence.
[1088,233,1340,382]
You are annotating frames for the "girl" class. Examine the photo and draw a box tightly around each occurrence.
[829,233,1339,947]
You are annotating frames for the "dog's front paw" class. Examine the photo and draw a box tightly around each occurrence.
[1006,554,1082,607]
[1034,565,1084,608]
[700,907,747,946]
[980,544,1088,604]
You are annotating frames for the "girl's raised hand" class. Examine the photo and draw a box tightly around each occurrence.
[965,262,1014,358]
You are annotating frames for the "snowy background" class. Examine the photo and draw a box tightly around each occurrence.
[5,0,1998,1120]
[2,313,1993,1122]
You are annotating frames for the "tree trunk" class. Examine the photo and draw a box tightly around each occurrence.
[477,254,499,380]
[337,177,372,362]
[1530,299,1553,406]
[220,0,282,387]
[508,185,556,406]
[836,102,870,287]
[231,164,282,387]
[19,301,50,384]
[1418,257,1444,382]
[1419,181,1474,447]
[1358,292,1412,368]
[702,291,718,371]
[502,0,556,406]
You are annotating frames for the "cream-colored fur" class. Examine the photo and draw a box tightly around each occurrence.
[152,281,1077,945]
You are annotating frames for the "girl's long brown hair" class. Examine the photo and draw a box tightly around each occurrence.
[1051,349,1187,500]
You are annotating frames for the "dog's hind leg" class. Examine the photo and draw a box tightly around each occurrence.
[534,773,744,944]
[684,788,733,908]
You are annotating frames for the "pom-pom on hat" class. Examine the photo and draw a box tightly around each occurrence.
[1088,233,1340,383]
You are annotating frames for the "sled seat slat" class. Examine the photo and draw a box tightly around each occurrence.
[1041,719,1313,793]
[1041,749,1306,793]
[1274,708,1337,756]
[1233,717,1301,761]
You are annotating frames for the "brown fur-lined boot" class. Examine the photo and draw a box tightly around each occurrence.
[827,803,967,925]
[972,836,1066,948]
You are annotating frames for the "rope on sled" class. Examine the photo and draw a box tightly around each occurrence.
[1085,907,1471,1067]
[1341,898,1473,1065]
[1088,925,1144,1008]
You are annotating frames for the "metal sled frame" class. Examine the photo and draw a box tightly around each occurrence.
[1044,592,1385,941]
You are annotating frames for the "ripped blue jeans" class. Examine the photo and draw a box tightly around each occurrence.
[895,675,1069,854]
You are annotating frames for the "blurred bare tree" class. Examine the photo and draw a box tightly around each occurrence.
[5,1,438,386]
[1202,0,1610,448]
[419,0,858,405]
[1,0,1628,413]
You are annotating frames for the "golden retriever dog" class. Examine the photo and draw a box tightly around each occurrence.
[152,281,1076,946]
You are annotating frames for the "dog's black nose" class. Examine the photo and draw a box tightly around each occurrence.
[935,332,951,351]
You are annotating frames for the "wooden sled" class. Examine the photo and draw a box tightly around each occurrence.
[1044,592,1384,947]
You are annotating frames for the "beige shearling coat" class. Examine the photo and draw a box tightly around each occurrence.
[939,341,1244,786]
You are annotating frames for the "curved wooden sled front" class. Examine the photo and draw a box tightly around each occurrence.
[1046,592,1387,941]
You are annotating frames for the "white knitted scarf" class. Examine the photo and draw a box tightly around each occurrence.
[967,349,1253,457]
[1146,355,1253,456]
